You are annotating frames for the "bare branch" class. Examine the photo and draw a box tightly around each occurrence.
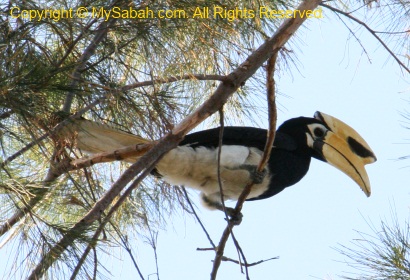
[53,18,99,71]
[45,142,157,181]
[321,3,410,74]
[215,109,249,276]
[219,256,279,267]
[81,74,229,93]
[258,52,278,173]
[182,188,216,249]
[230,232,249,277]
[120,235,146,280]
[197,247,217,251]
[68,230,99,280]
[62,17,117,113]
[216,108,230,222]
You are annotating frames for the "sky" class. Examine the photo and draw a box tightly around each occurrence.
[1,5,409,280]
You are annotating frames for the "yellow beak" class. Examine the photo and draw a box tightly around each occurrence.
[313,112,377,197]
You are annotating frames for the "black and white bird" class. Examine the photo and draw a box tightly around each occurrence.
[70,111,376,218]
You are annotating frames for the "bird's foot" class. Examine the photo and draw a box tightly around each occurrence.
[252,169,267,184]
[240,164,268,184]
[224,207,243,225]
[201,194,243,225]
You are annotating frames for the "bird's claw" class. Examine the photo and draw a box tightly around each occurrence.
[240,164,267,184]
[224,207,243,225]
[252,168,267,184]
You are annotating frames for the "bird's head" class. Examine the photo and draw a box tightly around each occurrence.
[278,111,377,197]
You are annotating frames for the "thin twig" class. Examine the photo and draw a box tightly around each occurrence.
[100,74,228,92]
[197,247,217,251]
[216,108,229,223]
[148,229,161,280]
[182,188,216,249]
[210,46,279,280]
[321,3,410,74]
[215,109,248,275]
[120,235,146,280]
[336,13,373,64]
[69,168,157,280]
[219,256,279,267]
[69,230,99,280]
[230,233,249,278]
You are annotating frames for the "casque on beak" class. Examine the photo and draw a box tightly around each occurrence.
[312,111,377,197]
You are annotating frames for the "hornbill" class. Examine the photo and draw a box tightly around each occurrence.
[69,112,376,221]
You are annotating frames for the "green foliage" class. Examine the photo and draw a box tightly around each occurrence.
[338,217,410,280]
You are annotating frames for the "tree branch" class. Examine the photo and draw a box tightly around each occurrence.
[79,74,229,93]
[230,231,250,277]
[219,256,279,267]
[183,188,216,249]
[61,17,117,113]
[44,142,157,182]
[321,3,410,74]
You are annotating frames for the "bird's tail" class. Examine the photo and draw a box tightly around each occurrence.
[66,120,151,160]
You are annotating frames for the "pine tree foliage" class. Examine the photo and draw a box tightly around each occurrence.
[337,216,410,280]
[0,0,409,279]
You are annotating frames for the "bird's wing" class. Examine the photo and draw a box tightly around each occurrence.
[181,126,297,151]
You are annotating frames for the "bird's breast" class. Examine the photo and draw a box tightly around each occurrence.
[155,145,270,200]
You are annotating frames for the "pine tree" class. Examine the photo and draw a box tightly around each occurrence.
[0,0,408,279]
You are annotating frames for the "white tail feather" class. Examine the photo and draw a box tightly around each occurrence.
[70,120,150,154]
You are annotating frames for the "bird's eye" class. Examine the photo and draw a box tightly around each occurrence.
[313,127,325,138]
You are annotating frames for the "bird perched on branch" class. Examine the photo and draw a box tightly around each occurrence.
[68,112,376,221]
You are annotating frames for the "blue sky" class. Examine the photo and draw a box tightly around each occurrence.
[1,6,409,280]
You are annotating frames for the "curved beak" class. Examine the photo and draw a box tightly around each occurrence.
[313,112,377,197]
